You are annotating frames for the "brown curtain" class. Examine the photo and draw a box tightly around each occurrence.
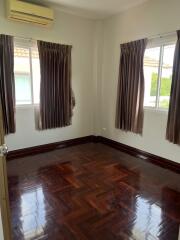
[37,41,75,130]
[166,30,180,144]
[115,39,147,134]
[0,34,15,135]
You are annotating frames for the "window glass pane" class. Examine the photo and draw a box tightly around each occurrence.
[144,47,160,107]
[15,74,31,105]
[32,48,40,104]
[159,44,175,108]
[14,48,32,105]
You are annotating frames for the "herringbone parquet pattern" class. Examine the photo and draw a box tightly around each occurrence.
[7,143,180,240]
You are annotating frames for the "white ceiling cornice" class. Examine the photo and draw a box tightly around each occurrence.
[38,0,151,20]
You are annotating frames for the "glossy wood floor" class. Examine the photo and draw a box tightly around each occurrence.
[7,143,180,240]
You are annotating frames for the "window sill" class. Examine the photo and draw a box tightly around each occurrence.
[144,107,168,114]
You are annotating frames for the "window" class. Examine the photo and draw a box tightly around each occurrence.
[14,42,40,106]
[144,43,175,109]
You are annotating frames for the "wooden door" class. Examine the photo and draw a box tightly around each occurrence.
[0,106,11,240]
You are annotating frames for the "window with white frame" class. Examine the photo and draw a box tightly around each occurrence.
[14,40,40,105]
[143,38,176,109]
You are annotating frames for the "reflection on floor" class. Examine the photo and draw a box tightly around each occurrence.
[7,143,180,240]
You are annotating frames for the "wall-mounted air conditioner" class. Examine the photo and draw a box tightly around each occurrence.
[7,0,54,27]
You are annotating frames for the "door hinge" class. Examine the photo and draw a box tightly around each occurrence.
[0,144,8,157]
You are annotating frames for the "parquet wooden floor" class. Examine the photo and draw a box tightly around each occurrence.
[7,143,180,240]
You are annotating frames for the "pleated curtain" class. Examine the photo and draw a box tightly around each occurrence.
[166,30,180,144]
[115,39,147,134]
[0,34,15,135]
[37,41,75,130]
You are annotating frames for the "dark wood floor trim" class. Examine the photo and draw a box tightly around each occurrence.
[97,136,180,173]
[7,135,180,173]
[7,135,96,160]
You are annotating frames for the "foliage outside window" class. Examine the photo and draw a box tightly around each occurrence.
[144,44,175,109]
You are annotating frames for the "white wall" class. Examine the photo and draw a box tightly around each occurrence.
[100,0,180,163]
[0,212,3,240]
[0,0,96,150]
[92,21,104,136]
[1,0,180,164]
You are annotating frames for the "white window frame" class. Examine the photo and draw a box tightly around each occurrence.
[144,33,177,113]
[14,38,39,108]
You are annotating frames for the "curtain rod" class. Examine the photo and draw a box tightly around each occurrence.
[120,29,178,44]
[13,29,178,45]
[14,35,73,47]
[14,36,36,41]
[148,30,177,40]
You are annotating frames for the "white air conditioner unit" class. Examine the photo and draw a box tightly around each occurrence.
[7,0,54,27]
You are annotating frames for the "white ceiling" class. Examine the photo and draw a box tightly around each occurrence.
[43,0,150,19]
